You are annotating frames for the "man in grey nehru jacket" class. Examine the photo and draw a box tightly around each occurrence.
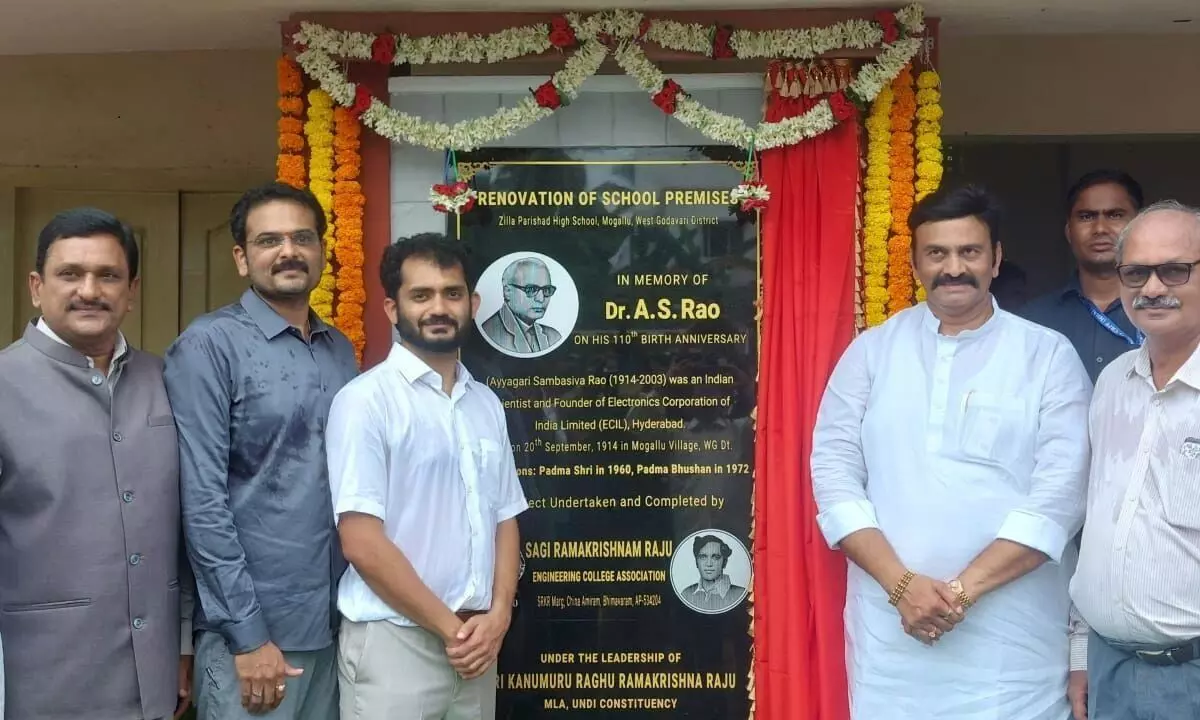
[0,207,194,720]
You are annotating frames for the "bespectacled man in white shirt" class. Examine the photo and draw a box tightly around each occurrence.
[811,184,1092,720]
[1069,200,1200,720]
[325,233,529,720]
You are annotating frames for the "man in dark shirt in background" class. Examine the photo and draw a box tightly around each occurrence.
[1019,169,1145,382]
[165,183,359,719]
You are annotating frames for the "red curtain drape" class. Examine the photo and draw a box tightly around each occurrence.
[753,91,860,720]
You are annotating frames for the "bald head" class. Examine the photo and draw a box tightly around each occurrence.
[502,258,550,286]
[1115,200,1200,265]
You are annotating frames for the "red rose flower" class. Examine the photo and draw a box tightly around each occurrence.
[433,181,470,197]
[548,17,577,48]
[637,18,652,40]
[371,34,396,65]
[829,91,856,121]
[740,197,768,212]
[875,10,900,43]
[712,26,735,59]
[351,85,373,116]
[532,81,562,110]
[652,80,683,115]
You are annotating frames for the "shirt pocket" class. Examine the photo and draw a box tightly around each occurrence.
[958,391,1029,468]
[1166,436,1200,530]
[474,438,506,508]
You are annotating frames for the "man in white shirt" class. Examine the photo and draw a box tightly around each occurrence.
[326,232,529,720]
[1070,200,1200,720]
[811,184,1092,720]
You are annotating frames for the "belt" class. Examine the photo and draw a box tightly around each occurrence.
[1108,636,1200,666]
[456,610,486,622]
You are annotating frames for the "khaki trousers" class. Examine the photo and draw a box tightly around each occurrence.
[337,619,497,720]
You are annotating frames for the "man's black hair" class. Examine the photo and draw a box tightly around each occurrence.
[36,207,139,281]
[908,183,1003,249]
[692,535,733,561]
[229,182,326,248]
[380,233,473,299]
[1065,169,1144,215]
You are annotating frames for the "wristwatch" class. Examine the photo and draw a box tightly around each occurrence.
[948,578,974,609]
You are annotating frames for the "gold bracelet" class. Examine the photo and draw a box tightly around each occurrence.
[888,570,915,606]
[948,578,975,609]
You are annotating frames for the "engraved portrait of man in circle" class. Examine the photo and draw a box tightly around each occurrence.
[476,252,578,358]
[670,529,751,615]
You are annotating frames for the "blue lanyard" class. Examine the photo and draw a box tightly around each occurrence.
[1079,296,1143,346]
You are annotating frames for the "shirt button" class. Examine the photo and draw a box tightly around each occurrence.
[122,491,134,503]
[90,374,103,386]
[112,431,124,442]
[1096,356,1104,364]
[132,617,144,630]
[129,553,142,566]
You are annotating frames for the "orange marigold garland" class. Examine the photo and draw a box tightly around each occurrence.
[306,89,337,323]
[862,86,893,328]
[332,107,367,364]
[886,65,917,316]
[913,69,944,302]
[276,56,306,188]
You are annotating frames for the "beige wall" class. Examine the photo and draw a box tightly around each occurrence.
[941,33,1200,136]
[0,34,1195,188]
[0,49,278,190]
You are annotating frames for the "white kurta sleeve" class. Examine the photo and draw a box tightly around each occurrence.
[995,339,1091,563]
[811,333,880,548]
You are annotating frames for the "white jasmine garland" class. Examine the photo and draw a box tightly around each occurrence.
[294,21,553,66]
[290,3,926,152]
[296,39,607,152]
[613,37,915,151]
[732,183,770,203]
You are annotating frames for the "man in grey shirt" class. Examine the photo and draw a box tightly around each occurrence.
[165,183,358,719]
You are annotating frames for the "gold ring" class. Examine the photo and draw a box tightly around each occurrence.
[277,684,286,692]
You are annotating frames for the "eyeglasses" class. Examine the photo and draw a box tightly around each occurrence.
[1116,260,1200,289]
[509,283,556,299]
[250,231,320,249]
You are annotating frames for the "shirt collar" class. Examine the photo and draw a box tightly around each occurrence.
[1128,342,1200,391]
[920,295,1002,338]
[385,341,473,392]
[239,288,329,340]
[1059,272,1124,313]
[34,317,129,370]
[1058,272,1084,301]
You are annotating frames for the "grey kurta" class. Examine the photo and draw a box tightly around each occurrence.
[0,322,187,720]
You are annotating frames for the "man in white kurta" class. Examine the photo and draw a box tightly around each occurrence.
[812,184,1092,720]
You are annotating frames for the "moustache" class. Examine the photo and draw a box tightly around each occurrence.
[420,315,459,329]
[932,274,978,289]
[272,260,309,274]
[1132,295,1182,310]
